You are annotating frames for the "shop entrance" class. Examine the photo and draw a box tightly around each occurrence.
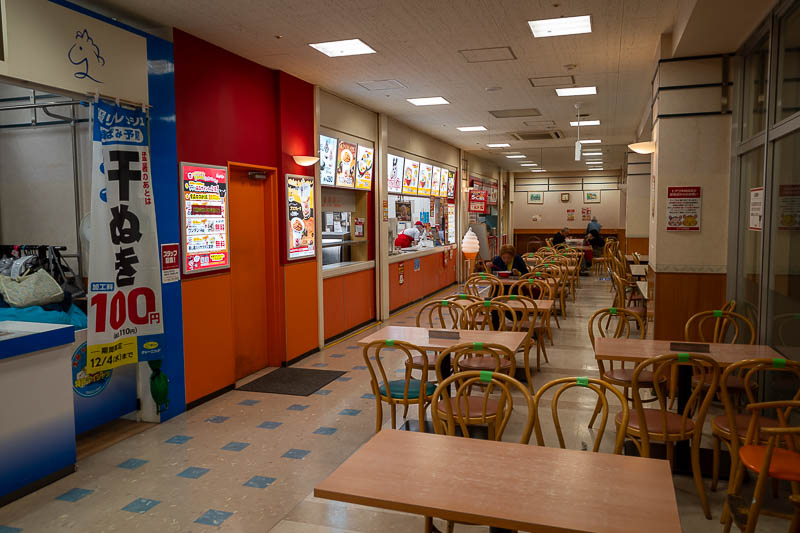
[228,163,280,378]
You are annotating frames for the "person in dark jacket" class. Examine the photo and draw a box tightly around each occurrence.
[552,227,569,246]
[490,244,529,275]
[586,229,605,256]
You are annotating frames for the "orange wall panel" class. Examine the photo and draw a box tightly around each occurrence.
[389,262,409,311]
[284,260,319,360]
[346,269,376,329]
[652,271,727,341]
[323,276,346,340]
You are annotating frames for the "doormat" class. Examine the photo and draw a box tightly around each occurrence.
[237,367,347,396]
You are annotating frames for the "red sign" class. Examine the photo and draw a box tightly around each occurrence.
[180,163,230,274]
[666,186,701,231]
[468,189,488,213]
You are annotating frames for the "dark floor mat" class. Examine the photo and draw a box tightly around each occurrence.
[237,367,347,396]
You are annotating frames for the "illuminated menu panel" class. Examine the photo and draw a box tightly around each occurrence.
[319,134,337,186]
[387,154,404,194]
[431,167,441,198]
[355,145,374,190]
[402,159,419,194]
[180,163,229,275]
[418,163,433,195]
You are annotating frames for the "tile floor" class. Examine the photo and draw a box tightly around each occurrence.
[0,276,788,532]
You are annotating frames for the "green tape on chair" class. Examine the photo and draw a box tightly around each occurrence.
[483,301,491,307]
[794,313,800,320]
[678,353,690,362]
[713,310,723,317]
[459,294,468,299]
[473,342,484,350]
[773,358,787,368]
[609,307,617,315]
[528,279,535,284]
[536,272,542,276]
[576,377,589,387]
[480,371,493,383]
[440,300,449,306]
[386,339,395,346]
[528,253,534,258]
[481,274,487,280]
[509,294,517,300]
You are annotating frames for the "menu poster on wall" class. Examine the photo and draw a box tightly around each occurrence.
[778,184,800,230]
[431,167,441,198]
[566,209,576,221]
[335,140,357,188]
[581,207,592,222]
[180,163,230,275]
[487,184,498,205]
[439,169,449,197]
[387,154,404,193]
[749,187,764,231]
[468,189,488,213]
[447,203,456,244]
[286,174,316,260]
[355,145,374,190]
[666,186,701,231]
[418,163,433,195]
[319,134,338,186]
[447,170,456,199]
[403,158,420,194]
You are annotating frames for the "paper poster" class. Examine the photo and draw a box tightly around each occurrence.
[447,203,456,244]
[431,167,441,198]
[447,170,456,199]
[403,159,419,194]
[487,184,498,205]
[439,168,449,197]
[160,244,180,284]
[778,184,800,230]
[319,134,337,186]
[180,163,230,275]
[566,209,576,221]
[666,186,701,231]
[355,145,374,190]
[468,189,488,213]
[387,154,404,194]
[396,201,412,222]
[581,207,592,222]
[286,174,316,260]
[87,100,164,374]
[749,187,764,231]
[335,140,357,188]
[418,163,433,195]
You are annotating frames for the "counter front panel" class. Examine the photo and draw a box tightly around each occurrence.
[323,268,376,340]
[389,248,456,312]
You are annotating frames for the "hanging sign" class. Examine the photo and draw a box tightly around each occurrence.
[387,154,404,194]
[180,163,230,274]
[87,100,164,374]
[666,186,701,231]
[335,140,356,188]
[286,174,316,260]
[749,187,764,231]
[402,159,420,194]
[319,134,338,186]
[354,217,365,238]
[355,145,374,190]
[418,163,433,196]
[431,167,442,198]
[447,170,456,199]
[468,189,488,213]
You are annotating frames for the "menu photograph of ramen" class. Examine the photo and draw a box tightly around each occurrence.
[430,167,441,198]
[286,174,316,260]
[387,154,404,194]
[402,158,419,195]
[355,145,374,190]
[418,163,433,195]
[319,134,338,186]
[335,140,357,188]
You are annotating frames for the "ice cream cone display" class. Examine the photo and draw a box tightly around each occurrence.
[462,229,480,273]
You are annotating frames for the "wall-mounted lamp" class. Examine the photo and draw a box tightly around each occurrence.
[292,155,319,167]
[628,141,655,154]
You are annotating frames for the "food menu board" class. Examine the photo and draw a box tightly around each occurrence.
[335,140,357,188]
[319,134,337,186]
[447,203,456,244]
[355,145,374,190]
[418,163,433,195]
[447,170,456,199]
[402,159,419,194]
[468,189,488,213]
[286,174,316,260]
[387,154,404,194]
[431,167,441,198]
[180,163,230,275]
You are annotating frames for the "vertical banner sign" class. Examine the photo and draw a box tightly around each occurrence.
[180,163,229,274]
[749,187,764,231]
[666,186,701,231]
[87,101,164,374]
[286,174,316,260]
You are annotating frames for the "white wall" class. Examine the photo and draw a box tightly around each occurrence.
[512,189,621,231]
[626,152,651,238]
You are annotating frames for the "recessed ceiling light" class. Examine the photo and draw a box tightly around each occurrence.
[506,155,525,159]
[487,143,511,148]
[529,15,592,38]
[556,86,597,97]
[579,139,602,144]
[585,161,603,164]
[309,38,376,57]
[530,169,547,172]
[457,125,487,132]
[588,168,604,171]
[570,120,600,126]
[407,97,450,106]
[520,163,538,167]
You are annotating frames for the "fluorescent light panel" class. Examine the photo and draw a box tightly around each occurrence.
[529,15,591,38]
[556,86,597,96]
[520,163,538,167]
[589,168,604,171]
[530,169,547,172]
[407,97,449,106]
[506,155,525,159]
[457,126,487,132]
[309,38,376,57]
[570,120,600,126]
[579,139,602,144]
[487,143,510,148]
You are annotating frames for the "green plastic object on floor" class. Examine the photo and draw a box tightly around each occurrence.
[148,360,169,414]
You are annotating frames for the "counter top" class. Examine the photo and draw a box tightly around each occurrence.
[388,244,456,264]
[0,321,75,361]
[322,260,376,279]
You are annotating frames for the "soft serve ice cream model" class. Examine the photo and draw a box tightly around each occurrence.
[461,228,480,260]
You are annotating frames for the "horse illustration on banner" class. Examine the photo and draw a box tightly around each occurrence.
[68,29,105,83]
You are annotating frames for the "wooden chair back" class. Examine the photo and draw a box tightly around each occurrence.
[741,400,800,451]
[533,376,630,454]
[684,310,756,344]
[464,273,503,299]
[511,278,552,301]
[493,294,540,337]
[443,293,481,303]
[460,300,517,331]
[588,307,646,380]
[416,300,464,329]
[362,339,432,405]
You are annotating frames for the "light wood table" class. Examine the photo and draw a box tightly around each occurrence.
[594,337,782,367]
[315,430,682,533]
[630,264,648,278]
[450,298,553,313]
[358,326,527,353]
[625,254,649,263]
[636,281,649,300]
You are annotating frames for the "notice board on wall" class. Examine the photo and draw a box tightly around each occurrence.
[180,163,230,275]
[666,186,701,232]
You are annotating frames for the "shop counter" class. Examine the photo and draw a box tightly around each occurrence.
[323,263,376,341]
[388,245,457,312]
[0,321,76,505]
[322,260,375,279]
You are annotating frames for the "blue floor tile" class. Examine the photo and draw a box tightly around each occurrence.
[282,448,310,459]
[194,509,233,526]
[205,416,230,423]
[238,399,260,406]
[121,498,160,514]
[361,393,376,399]
[55,488,93,502]
[314,389,332,395]
[243,476,276,489]
[312,362,328,368]
[330,353,345,358]
[352,365,367,370]
[165,435,192,444]
[313,427,337,435]
[287,404,308,411]
[117,458,148,470]
[339,409,361,416]
[0,526,22,533]
[177,467,210,479]
[258,421,282,429]
[337,376,351,382]
[221,441,250,452]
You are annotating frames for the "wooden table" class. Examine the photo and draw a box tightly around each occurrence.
[630,264,648,278]
[358,326,527,353]
[451,298,553,313]
[315,430,681,533]
[625,254,649,263]
[636,281,649,300]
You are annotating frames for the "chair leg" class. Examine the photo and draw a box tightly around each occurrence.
[587,395,602,428]
[722,447,748,531]
[744,471,770,533]
[691,437,712,519]
[375,399,383,433]
[711,435,721,492]
[403,403,409,419]
[418,401,426,433]
[446,521,454,533]
[390,403,397,429]
[525,344,534,394]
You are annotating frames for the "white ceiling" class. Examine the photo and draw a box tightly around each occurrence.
[88,0,684,171]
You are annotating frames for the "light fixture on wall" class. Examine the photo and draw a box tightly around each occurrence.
[628,141,655,154]
[292,155,320,166]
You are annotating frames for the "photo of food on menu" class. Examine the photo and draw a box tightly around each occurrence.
[355,145,374,190]
[335,140,357,188]
[287,175,315,259]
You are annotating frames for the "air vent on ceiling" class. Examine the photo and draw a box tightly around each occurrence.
[459,46,517,63]
[489,108,541,119]
[529,75,574,87]
[523,119,556,127]
[357,79,407,91]
[510,130,564,141]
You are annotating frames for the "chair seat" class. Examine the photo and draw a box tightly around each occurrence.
[692,373,746,389]
[435,396,499,417]
[605,368,655,384]
[712,414,779,438]
[739,445,800,482]
[410,353,437,368]
[378,379,436,400]
[616,408,695,435]
[458,357,512,371]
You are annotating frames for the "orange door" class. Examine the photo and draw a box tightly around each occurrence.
[229,168,269,379]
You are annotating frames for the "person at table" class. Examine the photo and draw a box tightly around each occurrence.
[586,216,602,235]
[552,227,569,246]
[394,221,424,249]
[489,244,528,276]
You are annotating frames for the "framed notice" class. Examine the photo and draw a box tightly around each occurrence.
[666,186,701,231]
[749,187,764,231]
[180,162,230,275]
[335,140,356,188]
[319,134,338,186]
[403,159,419,194]
[355,145,374,190]
[468,189,488,213]
[286,174,316,260]
[418,163,433,195]
[431,167,441,198]
[387,154,404,194]
[447,170,456,199]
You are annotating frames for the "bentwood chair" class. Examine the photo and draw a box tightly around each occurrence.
[534,376,629,454]
[617,353,720,519]
[512,278,556,345]
[412,300,465,385]
[362,340,435,433]
[724,399,800,533]
[610,272,647,324]
[458,302,518,377]
[493,294,545,390]
[464,273,503,299]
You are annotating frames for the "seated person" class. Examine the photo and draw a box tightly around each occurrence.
[552,227,569,246]
[394,221,424,248]
[490,244,529,276]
